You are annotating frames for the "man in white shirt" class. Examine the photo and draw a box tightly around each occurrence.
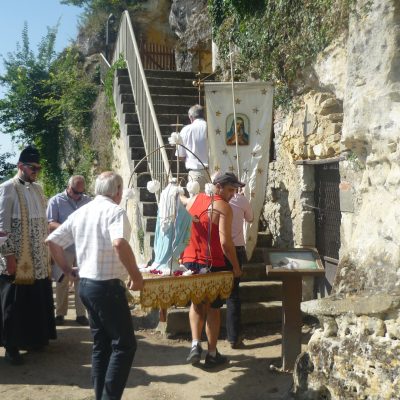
[177,104,209,191]
[46,171,143,400]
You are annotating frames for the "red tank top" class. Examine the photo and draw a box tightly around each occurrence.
[182,193,226,267]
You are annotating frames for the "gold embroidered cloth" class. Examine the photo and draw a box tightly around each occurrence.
[139,271,234,309]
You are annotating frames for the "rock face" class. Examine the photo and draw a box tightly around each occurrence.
[264,91,343,250]
[169,0,212,71]
[291,1,400,398]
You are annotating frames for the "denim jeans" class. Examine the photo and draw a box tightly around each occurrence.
[79,278,137,400]
[226,247,246,343]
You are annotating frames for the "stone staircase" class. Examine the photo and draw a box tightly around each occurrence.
[114,68,283,335]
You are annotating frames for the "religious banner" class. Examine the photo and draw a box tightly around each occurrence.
[204,82,273,258]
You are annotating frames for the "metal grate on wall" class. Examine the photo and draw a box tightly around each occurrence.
[314,162,341,260]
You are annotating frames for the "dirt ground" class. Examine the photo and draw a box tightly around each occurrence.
[0,295,313,400]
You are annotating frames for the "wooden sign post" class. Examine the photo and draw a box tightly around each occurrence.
[266,248,325,371]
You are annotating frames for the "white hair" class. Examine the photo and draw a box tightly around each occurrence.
[95,172,123,197]
[188,104,204,119]
[67,175,85,188]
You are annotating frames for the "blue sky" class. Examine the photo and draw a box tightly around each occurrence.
[0,0,82,162]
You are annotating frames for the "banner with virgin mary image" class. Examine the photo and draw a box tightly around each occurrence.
[204,82,273,258]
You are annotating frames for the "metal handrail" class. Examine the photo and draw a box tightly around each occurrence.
[112,11,171,190]
[99,53,111,84]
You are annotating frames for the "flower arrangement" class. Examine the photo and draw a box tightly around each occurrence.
[147,180,161,193]
[187,181,200,195]
[205,183,217,196]
[168,132,183,146]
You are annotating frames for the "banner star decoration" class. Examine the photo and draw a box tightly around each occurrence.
[235,98,241,104]
[251,191,256,198]
[256,129,262,135]
[257,168,263,174]
[229,165,235,172]
[233,155,238,160]
[243,168,249,174]
[215,128,221,135]
[261,88,267,95]
[216,111,221,117]
[252,107,259,114]
[222,149,228,155]
[251,151,257,157]
[214,165,220,171]
[211,90,217,94]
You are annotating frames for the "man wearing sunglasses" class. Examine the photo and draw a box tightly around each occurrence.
[0,145,56,365]
[47,175,91,327]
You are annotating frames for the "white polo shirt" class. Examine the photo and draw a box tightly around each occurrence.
[47,195,131,281]
[176,118,209,170]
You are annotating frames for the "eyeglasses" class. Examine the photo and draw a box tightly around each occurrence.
[71,187,85,195]
[23,163,42,172]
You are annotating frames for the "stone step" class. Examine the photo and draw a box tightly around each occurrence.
[131,147,146,161]
[125,113,139,124]
[150,86,199,96]
[120,93,134,104]
[128,134,144,147]
[119,83,132,95]
[132,159,148,173]
[118,75,130,85]
[151,94,199,106]
[241,262,269,281]
[158,114,189,125]
[144,69,202,79]
[144,216,157,233]
[140,201,158,217]
[123,103,135,113]
[136,173,152,187]
[154,104,192,115]
[146,77,197,88]
[125,113,189,126]
[126,123,140,136]
[240,281,282,303]
[116,68,129,77]
[139,187,156,202]
[165,301,282,335]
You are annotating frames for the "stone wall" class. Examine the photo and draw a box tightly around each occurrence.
[263,91,343,249]
[169,0,212,72]
[293,1,400,398]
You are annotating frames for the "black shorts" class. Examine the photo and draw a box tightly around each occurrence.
[183,260,232,309]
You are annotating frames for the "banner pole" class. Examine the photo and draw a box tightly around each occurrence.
[229,42,240,176]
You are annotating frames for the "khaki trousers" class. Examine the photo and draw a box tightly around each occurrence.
[55,249,86,318]
[56,277,86,317]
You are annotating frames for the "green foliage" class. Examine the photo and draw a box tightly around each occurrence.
[209,0,356,109]
[0,23,64,192]
[44,47,98,131]
[0,24,98,196]
[0,146,16,182]
[137,227,144,255]
[61,0,144,43]
[104,55,126,137]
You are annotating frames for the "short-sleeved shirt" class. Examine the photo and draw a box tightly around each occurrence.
[229,193,253,247]
[47,190,91,224]
[176,118,208,170]
[47,195,132,281]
